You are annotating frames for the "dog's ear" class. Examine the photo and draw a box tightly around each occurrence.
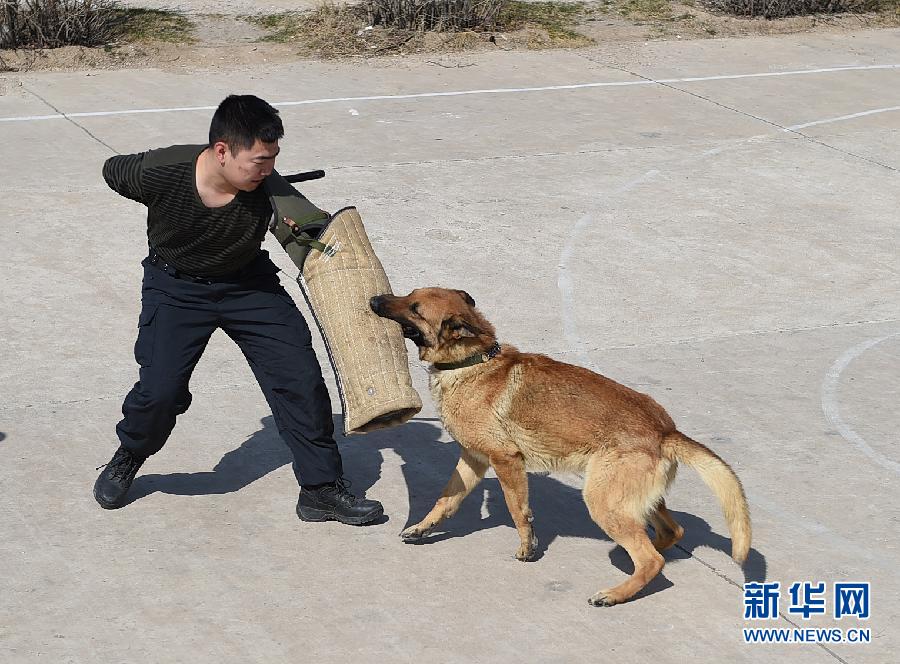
[455,290,476,308]
[440,315,481,341]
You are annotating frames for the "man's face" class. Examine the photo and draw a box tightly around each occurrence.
[220,139,280,192]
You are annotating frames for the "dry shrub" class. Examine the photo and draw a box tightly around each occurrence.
[364,0,504,31]
[1,0,122,49]
[703,0,888,18]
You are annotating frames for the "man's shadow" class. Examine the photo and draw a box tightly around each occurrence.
[127,415,297,502]
[126,413,766,596]
[126,414,436,501]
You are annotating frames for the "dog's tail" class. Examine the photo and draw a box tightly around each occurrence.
[664,431,751,564]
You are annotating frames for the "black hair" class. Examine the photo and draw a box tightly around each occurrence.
[208,95,284,154]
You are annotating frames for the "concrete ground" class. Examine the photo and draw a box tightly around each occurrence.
[1,27,898,664]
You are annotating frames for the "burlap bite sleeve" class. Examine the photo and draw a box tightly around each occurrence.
[265,176,421,436]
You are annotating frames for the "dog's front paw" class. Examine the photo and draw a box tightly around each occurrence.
[400,524,433,542]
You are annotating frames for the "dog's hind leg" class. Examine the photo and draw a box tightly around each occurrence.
[400,448,489,542]
[490,451,538,561]
[583,450,666,606]
[649,499,684,552]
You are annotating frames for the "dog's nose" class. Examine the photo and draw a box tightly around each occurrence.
[369,295,384,313]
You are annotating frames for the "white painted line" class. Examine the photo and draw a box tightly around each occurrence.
[556,170,659,370]
[557,212,598,370]
[2,63,899,124]
[0,113,66,122]
[786,105,900,131]
[0,106,215,123]
[663,63,900,82]
[821,331,900,476]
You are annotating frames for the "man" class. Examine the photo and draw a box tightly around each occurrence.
[94,94,383,525]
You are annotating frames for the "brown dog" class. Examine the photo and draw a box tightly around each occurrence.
[370,288,751,606]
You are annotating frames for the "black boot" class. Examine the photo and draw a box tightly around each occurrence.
[297,479,383,525]
[94,445,146,509]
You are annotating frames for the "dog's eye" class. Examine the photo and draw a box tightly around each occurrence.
[410,302,421,316]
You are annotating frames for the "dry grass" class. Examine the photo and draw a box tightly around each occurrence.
[616,0,674,19]
[115,8,194,44]
[703,0,898,18]
[249,4,412,56]
[5,0,900,74]
[244,0,900,57]
[247,1,591,56]
[500,1,593,41]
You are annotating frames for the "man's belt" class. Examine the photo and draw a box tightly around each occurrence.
[147,251,242,284]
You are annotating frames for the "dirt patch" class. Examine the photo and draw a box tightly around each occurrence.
[0,1,898,73]
[0,40,313,72]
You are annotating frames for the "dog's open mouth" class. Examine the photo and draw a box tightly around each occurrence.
[400,323,427,347]
[370,297,429,347]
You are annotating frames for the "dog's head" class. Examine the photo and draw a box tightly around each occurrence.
[370,288,496,364]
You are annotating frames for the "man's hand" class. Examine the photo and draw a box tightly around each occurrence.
[282,216,301,235]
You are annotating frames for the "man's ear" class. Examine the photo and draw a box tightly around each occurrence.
[212,141,229,166]
[455,290,476,308]
[441,316,481,341]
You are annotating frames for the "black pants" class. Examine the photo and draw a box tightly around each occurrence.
[116,251,342,487]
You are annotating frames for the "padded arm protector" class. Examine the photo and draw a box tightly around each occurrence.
[264,174,422,435]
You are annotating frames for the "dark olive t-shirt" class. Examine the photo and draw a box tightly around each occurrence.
[102,144,272,277]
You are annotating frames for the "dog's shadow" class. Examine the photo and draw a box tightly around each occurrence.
[344,417,768,599]
[124,413,766,596]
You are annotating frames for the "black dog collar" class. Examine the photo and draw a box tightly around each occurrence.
[433,342,502,371]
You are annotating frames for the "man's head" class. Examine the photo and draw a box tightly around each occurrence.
[208,95,284,191]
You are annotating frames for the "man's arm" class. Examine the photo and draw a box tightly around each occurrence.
[102,153,146,204]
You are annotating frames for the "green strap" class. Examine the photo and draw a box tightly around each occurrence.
[263,171,332,269]
[289,230,335,257]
